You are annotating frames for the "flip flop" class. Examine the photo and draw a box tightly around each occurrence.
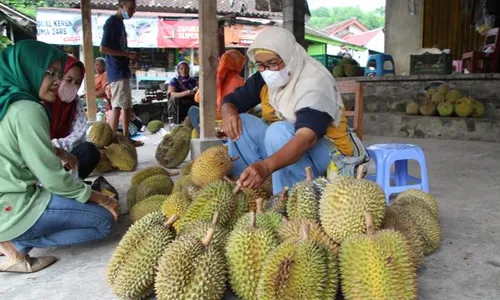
[0,255,57,273]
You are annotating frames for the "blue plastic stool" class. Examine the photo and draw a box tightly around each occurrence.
[365,144,429,204]
[365,54,396,77]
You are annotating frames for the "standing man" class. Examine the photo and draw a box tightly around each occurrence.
[94,57,108,99]
[99,0,143,146]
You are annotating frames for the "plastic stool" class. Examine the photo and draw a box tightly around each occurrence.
[365,144,429,204]
[365,54,396,77]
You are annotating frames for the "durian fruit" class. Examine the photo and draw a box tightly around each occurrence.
[425,88,437,99]
[107,213,177,300]
[176,180,237,230]
[406,101,420,115]
[287,167,321,221]
[105,143,137,172]
[339,213,417,300]
[333,65,344,77]
[265,186,289,216]
[431,92,445,104]
[136,174,174,202]
[277,218,340,256]
[437,83,449,95]
[419,101,437,116]
[177,213,229,251]
[113,133,139,162]
[88,121,113,148]
[127,185,139,211]
[242,183,273,212]
[445,89,462,103]
[257,224,338,300]
[155,125,192,168]
[190,145,237,187]
[131,166,173,186]
[147,120,163,133]
[344,64,357,77]
[395,189,439,218]
[320,176,386,244]
[180,161,193,175]
[155,224,227,300]
[226,211,279,300]
[437,101,454,117]
[130,195,166,222]
[172,175,200,198]
[455,97,474,117]
[470,98,485,118]
[233,198,283,233]
[392,199,441,255]
[161,191,191,230]
[384,205,425,269]
[94,153,116,173]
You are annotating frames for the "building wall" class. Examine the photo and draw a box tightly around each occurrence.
[385,0,423,75]
[366,31,385,53]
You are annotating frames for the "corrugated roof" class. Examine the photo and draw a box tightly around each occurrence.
[52,0,283,18]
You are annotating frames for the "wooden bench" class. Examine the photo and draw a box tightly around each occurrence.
[336,80,364,140]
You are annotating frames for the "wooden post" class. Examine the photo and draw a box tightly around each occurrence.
[218,19,226,59]
[282,0,306,48]
[198,0,218,138]
[81,0,97,121]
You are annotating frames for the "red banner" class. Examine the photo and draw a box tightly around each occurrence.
[158,19,199,48]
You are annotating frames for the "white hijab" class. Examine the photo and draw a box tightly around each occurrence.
[247,26,344,127]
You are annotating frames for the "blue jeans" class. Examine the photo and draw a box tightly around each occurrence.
[12,194,115,254]
[187,106,200,133]
[228,113,331,194]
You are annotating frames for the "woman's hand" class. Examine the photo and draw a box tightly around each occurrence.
[56,148,79,171]
[90,191,120,222]
[237,160,272,190]
[221,103,242,140]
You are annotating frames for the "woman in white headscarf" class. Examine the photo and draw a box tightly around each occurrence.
[221,26,357,194]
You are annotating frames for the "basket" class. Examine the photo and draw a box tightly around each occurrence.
[410,54,453,75]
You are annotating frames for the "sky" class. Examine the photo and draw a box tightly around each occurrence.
[307,0,386,11]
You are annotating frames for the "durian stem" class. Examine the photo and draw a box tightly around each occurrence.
[249,211,256,229]
[232,183,242,195]
[164,214,180,228]
[356,165,365,180]
[211,211,220,226]
[305,167,313,181]
[255,198,264,214]
[201,227,216,247]
[365,212,375,235]
[299,224,310,241]
[223,176,235,183]
[230,156,240,162]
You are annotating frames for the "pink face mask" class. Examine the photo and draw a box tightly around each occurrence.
[58,82,78,103]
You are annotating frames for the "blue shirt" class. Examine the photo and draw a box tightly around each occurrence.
[101,15,130,83]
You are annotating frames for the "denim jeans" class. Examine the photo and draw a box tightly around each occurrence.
[71,142,101,180]
[12,194,115,254]
[187,106,200,133]
[227,113,331,194]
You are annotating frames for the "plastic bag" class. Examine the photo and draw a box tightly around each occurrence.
[91,176,119,201]
[475,6,495,35]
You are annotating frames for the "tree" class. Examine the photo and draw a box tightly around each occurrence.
[308,5,385,31]
[0,35,13,51]
[2,0,49,18]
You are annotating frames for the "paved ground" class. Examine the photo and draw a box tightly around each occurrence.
[1,133,499,300]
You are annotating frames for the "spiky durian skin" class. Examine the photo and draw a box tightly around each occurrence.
[190,145,233,187]
[107,212,175,300]
[277,218,340,256]
[257,240,338,300]
[225,226,278,300]
[177,180,236,230]
[172,175,200,197]
[287,179,320,221]
[384,206,425,269]
[392,199,441,255]
[127,185,139,211]
[155,128,191,168]
[155,236,227,300]
[136,174,174,202]
[161,192,191,223]
[94,153,115,173]
[233,211,283,233]
[265,190,289,216]
[106,143,137,172]
[131,166,170,186]
[177,220,229,252]
[180,161,193,175]
[395,190,439,219]
[242,186,272,212]
[339,230,417,300]
[130,195,166,222]
[88,121,113,148]
[320,176,386,243]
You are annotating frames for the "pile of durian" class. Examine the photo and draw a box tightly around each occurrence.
[108,146,441,300]
[88,122,138,173]
[406,83,485,118]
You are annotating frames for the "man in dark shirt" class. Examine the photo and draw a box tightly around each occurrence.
[99,0,142,146]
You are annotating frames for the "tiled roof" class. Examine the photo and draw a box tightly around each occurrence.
[344,28,383,47]
[52,0,283,18]
[322,17,369,37]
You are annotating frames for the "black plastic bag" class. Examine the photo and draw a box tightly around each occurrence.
[91,176,119,201]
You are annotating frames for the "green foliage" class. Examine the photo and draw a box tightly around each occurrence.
[2,0,49,18]
[0,35,13,52]
[308,6,385,31]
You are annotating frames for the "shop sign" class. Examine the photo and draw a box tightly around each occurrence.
[158,19,199,48]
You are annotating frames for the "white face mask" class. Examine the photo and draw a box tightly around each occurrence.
[260,66,291,89]
[58,82,78,103]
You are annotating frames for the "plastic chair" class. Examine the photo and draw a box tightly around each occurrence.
[365,54,396,77]
[365,144,429,204]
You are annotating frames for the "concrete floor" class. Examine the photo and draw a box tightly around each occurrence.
[1,133,499,300]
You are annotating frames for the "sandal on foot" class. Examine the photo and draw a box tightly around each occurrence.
[0,255,56,273]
